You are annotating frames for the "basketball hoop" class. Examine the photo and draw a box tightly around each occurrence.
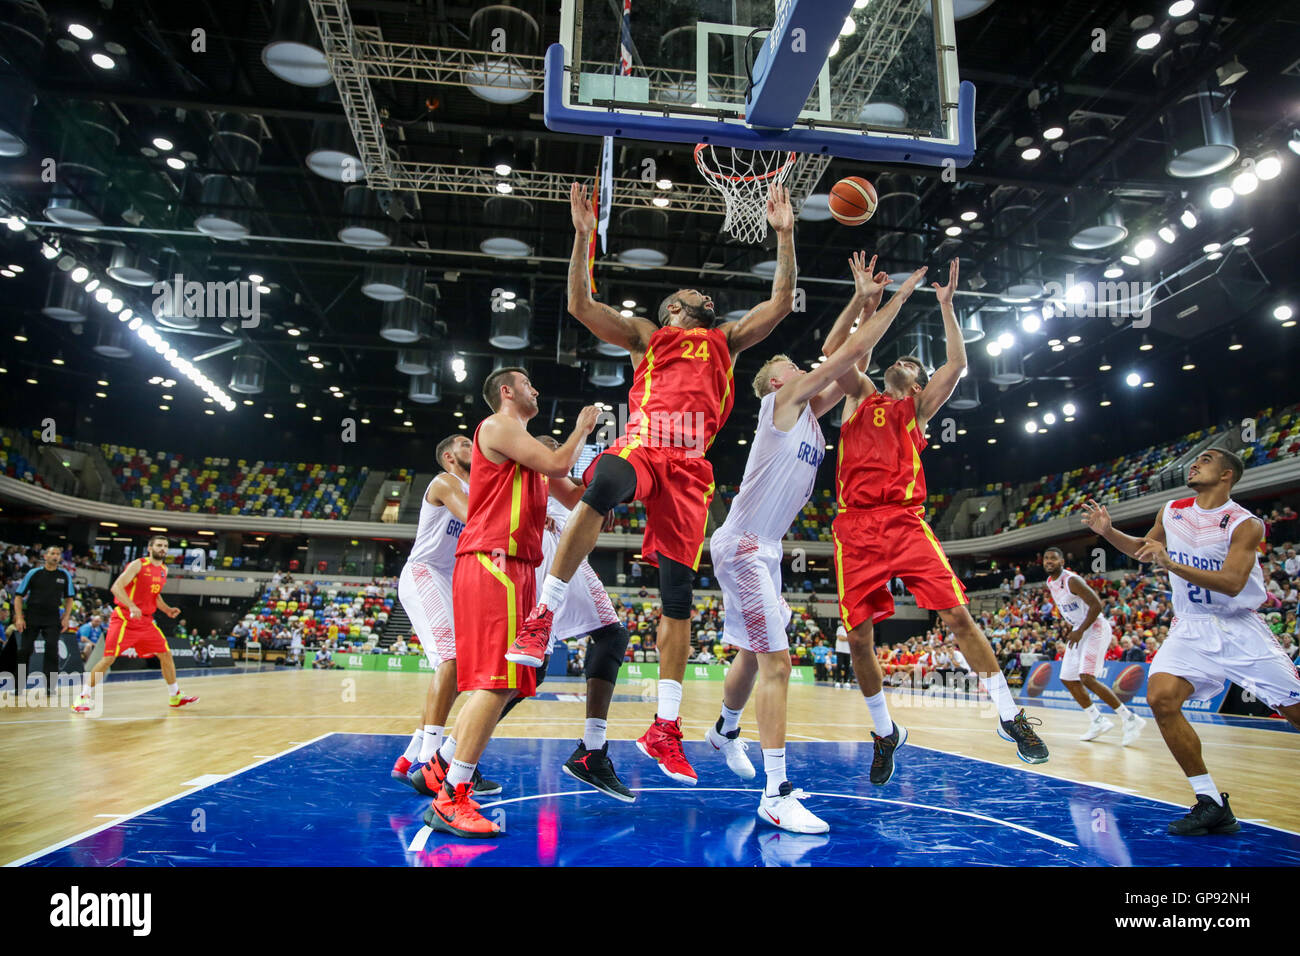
[694,144,795,244]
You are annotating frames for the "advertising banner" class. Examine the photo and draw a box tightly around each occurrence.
[1015,659,1230,713]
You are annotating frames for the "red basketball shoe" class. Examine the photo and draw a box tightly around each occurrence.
[635,716,698,785]
[168,693,199,708]
[505,604,553,667]
[425,782,500,838]
[391,755,413,781]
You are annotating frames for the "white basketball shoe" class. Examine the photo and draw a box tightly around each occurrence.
[757,782,830,835]
[706,721,756,780]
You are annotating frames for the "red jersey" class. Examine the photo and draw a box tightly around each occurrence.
[612,325,734,457]
[836,392,927,509]
[120,559,167,616]
[455,421,547,564]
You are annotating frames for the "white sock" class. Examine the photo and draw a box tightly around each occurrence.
[438,735,457,763]
[863,690,893,738]
[418,725,443,763]
[980,672,1020,721]
[1084,704,1101,720]
[583,718,607,750]
[540,574,569,610]
[402,728,424,762]
[1117,704,1134,719]
[763,748,786,797]
[447,758,475,788]
[1188,773,1222,804]
[657,680,683,722]
[168,683,179,696]
[719,703,743,735]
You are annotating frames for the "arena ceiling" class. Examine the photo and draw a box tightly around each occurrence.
[1,0,1298,488]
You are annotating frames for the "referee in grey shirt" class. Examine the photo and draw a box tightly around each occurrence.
[1,546,75,680]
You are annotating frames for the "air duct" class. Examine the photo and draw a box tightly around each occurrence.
[261,0,332,87]
[362,264,417,302]
[589,361,624,387]
[380,296,423,343]
[616,208,670,268]
[408,371,442,404]
[92,324,133,359]
[466,5,538,104]
[107,245,160,286]
[480,196,536,258]
[339,185,393,248]
[229,352,267,394]
[395,349,432,375]
[490,300,532,349]
[42,274,89,322]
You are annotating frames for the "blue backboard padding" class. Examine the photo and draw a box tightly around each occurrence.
[746,0,857,130]
[545,45,976,166]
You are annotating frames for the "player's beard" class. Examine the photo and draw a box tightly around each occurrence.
[682,301,717,328]
[883,366,913,393]
[456,450,471,474]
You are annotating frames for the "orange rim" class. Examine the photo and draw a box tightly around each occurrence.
[694,144,795,184]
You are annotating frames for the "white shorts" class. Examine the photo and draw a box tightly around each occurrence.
[1060,620,1111,681]
[537,528,619,645]
[398,561,455,667]
[1150,612,1300,710]
[710,528,791,653]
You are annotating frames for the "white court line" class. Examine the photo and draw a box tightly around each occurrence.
[93,814,127,819]
[179,774,227,787]
[785,732,828,741]
[1082,781,1139,794]
[455,786,1077,849]
[3,732,335,867]
[407,825,433,853]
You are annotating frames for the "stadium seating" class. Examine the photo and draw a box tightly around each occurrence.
[0,434,46,488]
[240,587,396,650]
[100,444,369,518]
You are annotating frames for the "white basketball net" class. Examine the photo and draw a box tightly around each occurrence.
[695,145,796,244]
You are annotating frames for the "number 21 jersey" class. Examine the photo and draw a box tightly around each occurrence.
[1162,497,1266,617]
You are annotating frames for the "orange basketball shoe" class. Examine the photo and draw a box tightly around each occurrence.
[635,716,698,785]
[505,604,553,667]
[425,782,501,838]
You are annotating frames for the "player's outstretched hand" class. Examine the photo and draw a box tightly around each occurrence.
[570,181,596,234]
[932,258,959,307]
[766,183,794,233]
[575,404,601,436]
[894,266,928,301]
[849,252,889,303]
[1080,498,1111,535]
[1135,538,1171,569]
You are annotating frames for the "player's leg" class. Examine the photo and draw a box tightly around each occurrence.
[707,648,758,778]
[72,654,115,712]
[1060,639,1112,740]
[425,687,513,837]
[1079,672,1144,743]
[633,553,698,783]
[752,647,827,833]
[1147,672,1240,834]
[397,564,457,780]
[562,618,635,801]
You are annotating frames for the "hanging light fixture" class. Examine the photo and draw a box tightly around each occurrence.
[261,0,332,87]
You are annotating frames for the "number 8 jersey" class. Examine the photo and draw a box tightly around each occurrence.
[836,392,928,510]
[1162,496,1267,617]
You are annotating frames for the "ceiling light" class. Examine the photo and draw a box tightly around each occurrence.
[1180,206,1199,229]
[1104,264,1124,279]
[1274,305,1293,321]
[960,209,979,222]
[68,23,93,40]
[1026,395,1038,408]
[1099,394,1112,407]
[1139,335,1154,351]
[1042,123,1064,141]
[1125,371,1141,387]
[1256,152,1282,181]
[840,15,856,36]
[1098,357,1112,371]
[296,401,306,409]
[249,273,264,284]
[165,157,185,170]
[91,53,115,69]
[496,181,513,194]
[1021,146,1042,161]
[1142,381,1155,388]
[1227,336,1242,351]
[152,137,174,151]
[70,266,89,283]
[1024,420,1038,434]
[494,161,512,177]
[1202,242,1220,253]
[651,195,670,208]
[1158,224,1177,244]
[1020,312,1041,333]
[1121,254,1140,266]
[1181,354,1196,370]
[1208,185,1234,209]
[1207,250,1223,260]
[1136,31,1161,50]
[985,341,1002,357]
[1231,234,1250,246]
[1134,237,1157,259]
[1067,334,1081,343]
[1062,402,1077,416]
[1042,411,1056,425]
[1231,167,1258,195]
[1289,129,1300,157]
[945,225,962,237]
[1051,343,1065,352]
[1168,1,1195,15]
[997,331,1014,349]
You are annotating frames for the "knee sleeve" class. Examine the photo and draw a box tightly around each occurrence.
[580,455,637,516]
[657,555,694,619]
[583,623,629,684]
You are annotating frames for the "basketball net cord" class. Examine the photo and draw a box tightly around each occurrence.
[695,144,795,245]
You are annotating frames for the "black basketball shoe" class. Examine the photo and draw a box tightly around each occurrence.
[997,709,1050,764]
[562,741,636,803]
[869,722,907,786]
[472,767,502,797]
[1168,793,1241,836]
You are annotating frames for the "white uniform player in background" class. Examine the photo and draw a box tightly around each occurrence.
[1042,547,1145,745]
[705,254,925,834]
[1083,447,1300,837]
[530,436,636,802]
[394,434,504,793]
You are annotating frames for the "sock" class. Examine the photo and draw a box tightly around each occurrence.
[168,683,179,696]
[762,748,786,797]
[718,703,743,735]
[438,735,457,763]
[418,725,443,763]
[1117,704,1133,719]
[583,718,607,750]
[657,680,683,722]
[540,574,569,610]
[1084,704,1101,720]
[447,758,475,788]
[1188,773,1222,805]
[980,672,1020,721]
[862,690,894,738]
[402,728,424,762]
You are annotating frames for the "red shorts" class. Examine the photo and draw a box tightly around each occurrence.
[105,610,169,658]
[833,505,967,630]
[452,552,538,697]
[585,444,715,570]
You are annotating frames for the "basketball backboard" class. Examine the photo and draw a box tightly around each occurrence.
[546,0,975,167]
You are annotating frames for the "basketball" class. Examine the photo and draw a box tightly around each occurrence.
[1112,664,1146,705]
[1025,662,1053,698]
[828,176,878,225]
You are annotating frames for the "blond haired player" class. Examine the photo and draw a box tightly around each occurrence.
[1082,447,1300,835]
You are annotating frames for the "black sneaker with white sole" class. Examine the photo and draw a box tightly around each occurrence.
[997,709,1049,764]
[472,767,502,797]
[1168,793,1241,836]
[869,722,907,786]
[562,741,636,803]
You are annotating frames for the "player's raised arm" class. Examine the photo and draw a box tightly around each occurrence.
[915,258,967,425]
[479,405,600,479]
[787,262,926,414]
[537,435,587,509]
[428,472,469,523]
[567,182,656,354]
[724,184,796,354]
[111,558,144,617]
[1081,499,1165,558]
[1137,516,1264,598]
[821,253,888,359]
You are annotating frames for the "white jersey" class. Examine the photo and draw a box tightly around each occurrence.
[1162,497,1267,618]
[1046,569,1098,630]
[405,476,468,577]
[546,494,572,533]
[718,391,825,541]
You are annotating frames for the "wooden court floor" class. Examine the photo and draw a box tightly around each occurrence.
[2,667,1297,864]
